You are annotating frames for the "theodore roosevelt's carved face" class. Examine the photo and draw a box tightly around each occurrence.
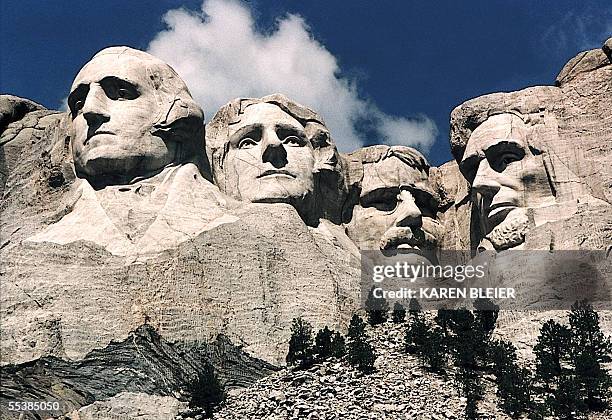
[459,113,554,250]
[68,49,187,184]
[223,103,315,207]
[346,147,443,262]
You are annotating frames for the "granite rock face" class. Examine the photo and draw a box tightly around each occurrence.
[0,48,360,419]
[1,38,612,419]
[449,38,612,252]
[446,38,612,361]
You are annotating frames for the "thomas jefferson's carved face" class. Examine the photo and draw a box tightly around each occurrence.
[347,155,442,258]
[459,113,554,250]
[223,103,315,207]
[69,53,177,181]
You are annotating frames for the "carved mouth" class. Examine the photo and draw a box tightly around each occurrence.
[257,170,296,179]
[379,227,438,252]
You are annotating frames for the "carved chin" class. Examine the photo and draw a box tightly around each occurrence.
[242,179,313,203]
[485,209,531,251]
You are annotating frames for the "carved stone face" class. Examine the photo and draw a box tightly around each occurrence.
[224,103,315,207]
[459,113,554,250]
[346,154,442,257]
[68,52,178,182]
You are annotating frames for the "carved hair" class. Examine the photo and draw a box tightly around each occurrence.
[449,86,560,162]
[348,144,430,175]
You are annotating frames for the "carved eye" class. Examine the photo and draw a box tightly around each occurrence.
[113,84,138,101]
[117,88,131,99]
[370,200,399,212]
[282,135,302,147]
[410,189,438,218]
[68,84,89,117]
[361,189,399,212]
[238,137,257,149]
[496,152,522,170]
[276,127,305,147]
[100,77,139,101]
[501,154,519,165]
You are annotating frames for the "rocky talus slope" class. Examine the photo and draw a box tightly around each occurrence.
[205,320,611,420]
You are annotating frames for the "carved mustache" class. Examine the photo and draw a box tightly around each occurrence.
[379,225,439,251]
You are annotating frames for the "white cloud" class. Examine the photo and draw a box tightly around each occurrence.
[147,0,437,153]
[58,96,68,112]
[541,8,612,56]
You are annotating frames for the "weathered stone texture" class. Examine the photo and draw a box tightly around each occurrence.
[449,38,612,252]
[1,38,612,419]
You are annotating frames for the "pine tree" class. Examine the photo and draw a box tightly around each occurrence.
[496,365,532,419]
[347,314,376,373]
[408,297,422,317]
[422,326,446,372]
[348,314,366,339]
[434,307,452,338]
[314,326,334,360]
[534,319,571,386]
[574,352,610,410]
[286,317,314,368]
[473,298,499,339]
[569,300,612,363]
[489,339,518,378]
[391,302,406,323]
[404,311,428,355]
[457,366,483,419]
[365,286,389,326]
[490,340,532,418]
[568,300,612,409]
[548,374,586,419]
[191,362,225,417]
[330,331,346,358]
[447,310,483,418]
[471,298,499,364]
[447,308,478,369]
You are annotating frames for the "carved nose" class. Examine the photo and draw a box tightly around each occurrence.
[395,190,422,228]
[472,160,501,197]
[261,130,287,168]
[82,85,110,127]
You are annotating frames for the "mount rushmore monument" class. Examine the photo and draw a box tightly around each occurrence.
[1,38,611,418]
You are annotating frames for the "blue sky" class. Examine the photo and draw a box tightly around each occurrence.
[1,0,610,165]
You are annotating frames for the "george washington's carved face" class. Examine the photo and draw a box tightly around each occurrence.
[69,50,182,183]
[223,103,315,208]
[459,113,554,250]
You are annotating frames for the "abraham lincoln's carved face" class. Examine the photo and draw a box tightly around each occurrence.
[459,113,554,250]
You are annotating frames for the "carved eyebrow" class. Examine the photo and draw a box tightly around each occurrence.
[275,123,305,133]
[99,75,138,87]
[483,140,526,160]
[361,186,400,202]
[229,124,263,145]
